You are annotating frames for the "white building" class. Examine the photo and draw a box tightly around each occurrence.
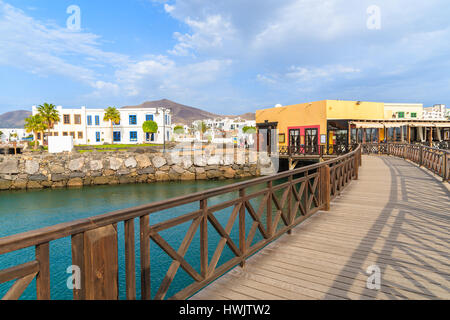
[423,104,447,120]
[0,128,29,142]
[31,106,172,145]
[384,103,424,120]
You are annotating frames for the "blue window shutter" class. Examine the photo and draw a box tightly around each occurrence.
[87,116,92,125]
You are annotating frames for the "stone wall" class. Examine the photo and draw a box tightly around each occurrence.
[0,150,267,191]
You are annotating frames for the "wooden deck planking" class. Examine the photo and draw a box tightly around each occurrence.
[190,155,450,300]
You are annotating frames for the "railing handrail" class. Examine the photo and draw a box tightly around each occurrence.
[0,145,361,255]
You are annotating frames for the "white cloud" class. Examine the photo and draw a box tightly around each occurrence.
[0,1,128,86]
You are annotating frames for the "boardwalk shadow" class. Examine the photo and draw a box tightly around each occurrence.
[323,156,450,300]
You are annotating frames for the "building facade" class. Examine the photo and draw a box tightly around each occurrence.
[423,104,447,120]
[256,100,450,154]
[31,106,172,145]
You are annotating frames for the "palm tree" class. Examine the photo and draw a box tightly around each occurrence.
[37,103,60,144]
[196,121,207,140]
[103,106,121,144]
[24,115,48,150]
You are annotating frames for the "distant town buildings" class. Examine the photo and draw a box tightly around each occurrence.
[31,105,172,145]
[422,104,448,120]
[0,128,28,142]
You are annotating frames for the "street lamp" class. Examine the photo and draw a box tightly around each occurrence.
[158,107,169,153]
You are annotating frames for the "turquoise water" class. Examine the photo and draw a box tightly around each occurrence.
[0,179,281,300]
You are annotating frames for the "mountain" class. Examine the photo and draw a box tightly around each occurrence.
[0,110,31,128]
[122,99,255,125]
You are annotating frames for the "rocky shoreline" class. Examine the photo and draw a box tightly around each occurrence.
[0,150,270,191]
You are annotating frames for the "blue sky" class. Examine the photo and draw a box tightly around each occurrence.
[0,0,449,114]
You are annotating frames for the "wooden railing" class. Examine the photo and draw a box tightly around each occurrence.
[0,146,362,300]
[279,143,358,157]
[362,143,449,182]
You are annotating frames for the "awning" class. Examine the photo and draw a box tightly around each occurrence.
[433,122,450,128]
[350,122,384,129]
[383,122,408,128]
[409,122,437,127]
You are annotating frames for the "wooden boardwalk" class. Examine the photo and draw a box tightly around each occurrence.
[191,155,450,300]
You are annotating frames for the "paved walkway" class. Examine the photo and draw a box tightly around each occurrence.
[190,156,450,300]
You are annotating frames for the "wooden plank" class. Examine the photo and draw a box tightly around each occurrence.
[140,215,151,300]
[0,261,39,284]
[83,225,118,300]
[124,219,136,300]
[2,272,37,300]
[71,233,84,300]
[35,243,50,300]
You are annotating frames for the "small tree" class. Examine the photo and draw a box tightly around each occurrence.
[103,106,121,144]
[0,130,3,140]
[173,125,184,135]
[24,114,47,150]
[242,126,256,134]
[142,120,158,142]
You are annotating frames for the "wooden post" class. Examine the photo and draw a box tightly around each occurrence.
[140,215,150,300]
[408,126,411,144]
[71,233,84,300]
[323,165,331,211]
[419,146,423,167]
[82,225,118,300]
[239,189,246,267]
[354,153,359,180]
[443,154,448,182]
[35,243,50,300]
[200,199,208,275]
[267,181,273,237]
[429,127,433,147]
[124,219,136,300]
[287,175,293,235]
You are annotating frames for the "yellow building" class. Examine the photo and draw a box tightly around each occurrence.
[256,100,450,154]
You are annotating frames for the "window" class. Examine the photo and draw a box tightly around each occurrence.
[53,132,59,137]
[113,131,121,142]
[146,114,154,121]
[37,132,41,140]
[129,115,137,125]
[87,115,92,125]
[63,114,71,124]
[74,114,81,124]
[95,115,100,126]
[95,132,101,142]
[63,132,68,136]
[411,113,417,118]
[398,112,405,119]
[130,131,138,142]
[70,132,75,139]
[167,131,170,141]
[78,132,83,139]
[146,132,154,142]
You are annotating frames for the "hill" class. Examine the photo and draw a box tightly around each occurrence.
[0,110,31,128]
[122,99,255,125]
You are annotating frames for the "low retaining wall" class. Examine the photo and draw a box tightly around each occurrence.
[0,150,267,191]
